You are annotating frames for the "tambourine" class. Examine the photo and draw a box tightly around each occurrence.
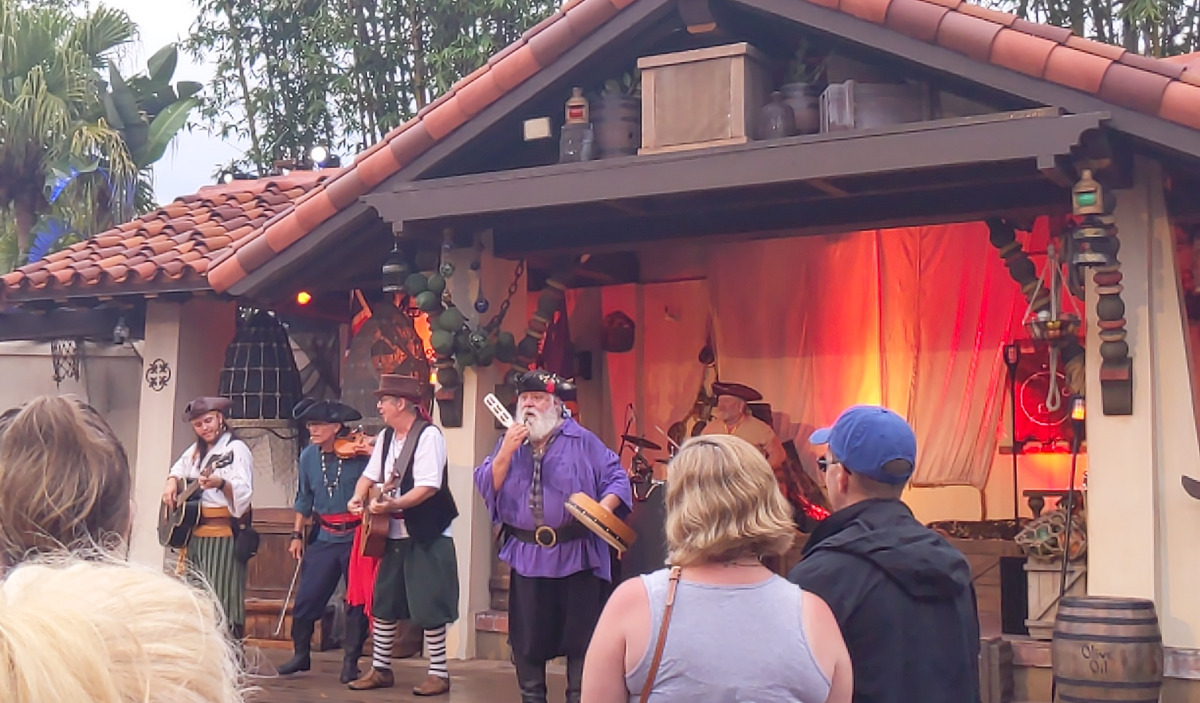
[565,492,637,554]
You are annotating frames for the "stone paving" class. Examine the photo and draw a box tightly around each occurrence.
[247,649,567,703]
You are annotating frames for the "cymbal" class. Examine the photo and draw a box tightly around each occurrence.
[622,434,662,451]
[654,458,671,465]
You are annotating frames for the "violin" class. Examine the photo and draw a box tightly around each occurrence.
[334,431,374,459]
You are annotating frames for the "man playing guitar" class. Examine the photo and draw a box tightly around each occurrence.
[347,374,459,697]
[161,396,254,643]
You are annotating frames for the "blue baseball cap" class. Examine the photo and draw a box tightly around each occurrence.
[809,406,917,485]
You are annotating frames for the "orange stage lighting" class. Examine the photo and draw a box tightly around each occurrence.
[296,291,312,306]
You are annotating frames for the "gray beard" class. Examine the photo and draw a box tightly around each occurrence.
[522,408,562,443]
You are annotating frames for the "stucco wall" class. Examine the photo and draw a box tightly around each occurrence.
[0,341,142,467]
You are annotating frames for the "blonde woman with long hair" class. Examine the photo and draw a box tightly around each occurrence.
[582,434,852,703]
[0,555,246,702]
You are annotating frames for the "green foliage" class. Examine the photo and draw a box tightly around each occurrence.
[187,0,558,174]
[0,1,198,271]
[985,0,1200,56]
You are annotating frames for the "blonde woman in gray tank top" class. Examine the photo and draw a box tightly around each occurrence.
[582,435,852,703]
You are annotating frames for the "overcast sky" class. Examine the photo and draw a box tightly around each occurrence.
[108,0,247,203]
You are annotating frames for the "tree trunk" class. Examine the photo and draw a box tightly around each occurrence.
[14,197,36,262]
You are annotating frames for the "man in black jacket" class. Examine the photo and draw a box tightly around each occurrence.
[788,406,980,703]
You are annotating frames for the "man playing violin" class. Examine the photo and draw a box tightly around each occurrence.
[278,399,372,683]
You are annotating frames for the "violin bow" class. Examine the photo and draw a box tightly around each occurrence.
[275,555,303,636]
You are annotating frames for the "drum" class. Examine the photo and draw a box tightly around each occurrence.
[621,480,668,583]
[565,493,637,553]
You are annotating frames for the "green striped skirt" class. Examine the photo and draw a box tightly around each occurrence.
[186,536,247,626]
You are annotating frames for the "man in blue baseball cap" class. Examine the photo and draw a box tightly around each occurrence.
[788,406,980,703]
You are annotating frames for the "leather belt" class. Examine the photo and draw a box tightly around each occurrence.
[503,521,589,548]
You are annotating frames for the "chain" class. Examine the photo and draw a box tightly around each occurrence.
[483,260,525,334]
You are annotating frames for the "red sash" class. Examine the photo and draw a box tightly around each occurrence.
[348,524,381,619]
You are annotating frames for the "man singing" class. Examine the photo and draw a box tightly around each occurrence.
[278,399,371,683]
[348,375,459,697]
[474,370,633,703]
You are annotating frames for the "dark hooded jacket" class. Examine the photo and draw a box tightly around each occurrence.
[788,499,980,703]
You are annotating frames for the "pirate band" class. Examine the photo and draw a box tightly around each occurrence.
[162,371,774,700]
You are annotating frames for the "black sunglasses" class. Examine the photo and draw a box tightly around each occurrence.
[817,456,842,473]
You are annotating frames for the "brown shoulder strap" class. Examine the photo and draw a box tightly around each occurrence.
[384,419,428,492]
[639,566,682,703]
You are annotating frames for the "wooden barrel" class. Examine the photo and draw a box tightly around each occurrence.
[1052,596,1164,703]
[593,95,641,159]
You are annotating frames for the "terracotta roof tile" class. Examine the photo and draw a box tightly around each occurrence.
[886,0,950,43]
[527,13,576,66]
[991,28,1057,77]
[1160,81,1200,129]
[1119,52,1186,79]
[202,0,1200,296]
[1044,45,1113,94]
[1099,61,1171,113]
[956,3,1016,26]
[842,0,891,24]
[1011,18,1070,44]
[2,171,330,300]
[936,11,1002,62]
[565,0,621,37]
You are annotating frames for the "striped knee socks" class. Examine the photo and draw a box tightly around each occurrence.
[426,625,448,679]
[371,618,396,671]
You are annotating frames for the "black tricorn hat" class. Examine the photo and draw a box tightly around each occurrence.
[183,396,232,422]
[516,369,576,401]
[293,398,363,424]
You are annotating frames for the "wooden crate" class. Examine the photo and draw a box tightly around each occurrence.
[1024,559,1086,640]
[947,537,1025,637]
[979,637,1014,703]
[638,43,770,155]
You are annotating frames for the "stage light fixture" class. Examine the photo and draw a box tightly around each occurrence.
[296,291,312,306]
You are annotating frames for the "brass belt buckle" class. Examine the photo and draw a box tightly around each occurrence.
[534,525,557,548]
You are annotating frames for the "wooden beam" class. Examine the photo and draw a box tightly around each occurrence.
[493,178,1067,256]
[0,305,146,343]
[678,0,719,33]
[366,111,1104,228]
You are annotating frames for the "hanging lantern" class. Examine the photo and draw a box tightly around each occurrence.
[381,244,410,293]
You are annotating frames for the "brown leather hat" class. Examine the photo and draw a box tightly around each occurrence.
[373,374,429,401]
[183,396,233,421]
[711,382,763,402]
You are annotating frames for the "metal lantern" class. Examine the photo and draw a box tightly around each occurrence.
[381,244,410,293]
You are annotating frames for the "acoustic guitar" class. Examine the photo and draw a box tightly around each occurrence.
[359,484,391,558]
[157,451,235,548]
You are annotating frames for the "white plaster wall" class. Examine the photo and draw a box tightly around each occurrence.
[440,236,527,660]
[129,298,236,568]
[0,341,142,467]
[1083,158,1200,648]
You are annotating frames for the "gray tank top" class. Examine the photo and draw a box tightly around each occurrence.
[625,569,832,703]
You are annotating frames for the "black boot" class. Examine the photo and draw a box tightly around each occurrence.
[566,657,584,703]
[340,607,368,684]
[513,653,548,703]
[278,618,314,675]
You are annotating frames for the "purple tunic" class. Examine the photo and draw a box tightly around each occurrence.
[474,418,633,582]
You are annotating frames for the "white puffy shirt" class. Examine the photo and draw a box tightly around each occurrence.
[362,426,451,539]
[168,433,254,518]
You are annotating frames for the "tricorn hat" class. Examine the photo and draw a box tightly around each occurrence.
[373,374,429,401]
[516,369,576,401]
[293,398,363,424]
[711,382,763,403]
[183,396,233,422]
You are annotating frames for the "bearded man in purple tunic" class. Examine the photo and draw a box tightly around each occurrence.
[475,369,632,703]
